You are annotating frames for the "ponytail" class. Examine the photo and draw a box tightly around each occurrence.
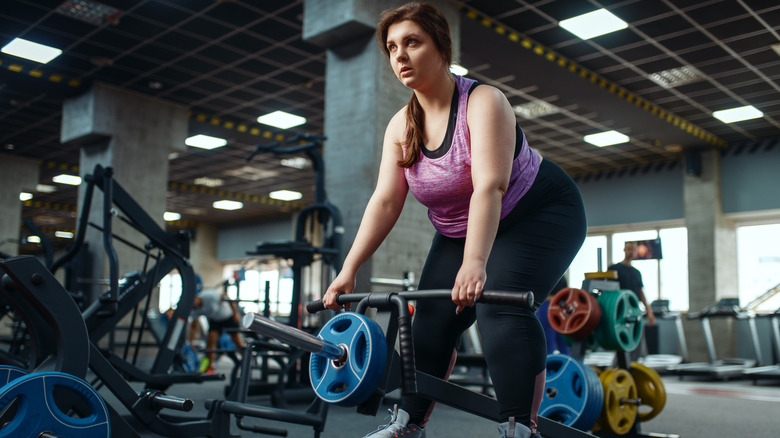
[399,93,424,167]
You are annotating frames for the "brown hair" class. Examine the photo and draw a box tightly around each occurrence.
[377,2,453,167]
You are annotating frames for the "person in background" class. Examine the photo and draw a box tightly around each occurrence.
[608,241,657,360]
[172,286,245,375]
[322,3,587,437]
[608,241,656,328]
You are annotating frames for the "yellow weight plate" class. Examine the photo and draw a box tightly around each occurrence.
[597,368,638,435]
[630,362,666,422]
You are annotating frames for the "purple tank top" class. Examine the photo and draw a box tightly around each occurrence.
[403,75,541,238]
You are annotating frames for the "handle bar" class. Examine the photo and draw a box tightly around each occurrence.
[306,289,533,314]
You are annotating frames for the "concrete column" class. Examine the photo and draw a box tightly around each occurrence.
[61,82,188,303]
[0,156,39,256]
[190,222,222,289]
[683,148,739,360]
[304,0,460,291]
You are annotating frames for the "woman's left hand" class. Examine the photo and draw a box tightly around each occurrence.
[452,260,486,314]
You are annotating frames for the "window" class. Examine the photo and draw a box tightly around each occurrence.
[737,223,780,312]
[568,235,607,289]
[567,227,689,311]
[658,227,688,311]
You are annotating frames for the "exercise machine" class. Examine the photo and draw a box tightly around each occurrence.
[641,299,688,373]
[668,298,762,380]
[244,289,614,438]
[246,133,343,329]
[742,307,780,382]
[0,255,330,437]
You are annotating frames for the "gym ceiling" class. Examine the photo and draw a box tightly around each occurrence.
[1,0,778,250]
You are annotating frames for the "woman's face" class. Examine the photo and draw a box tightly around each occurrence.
[385,20,446,90]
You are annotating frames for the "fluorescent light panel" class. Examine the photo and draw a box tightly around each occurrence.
[257,111,306,129]
[163,212,181,221]
[55,231,74,238]
[185,134,227,150]
[26,236,41,244]
[19,192,33,201]
[648,66,703,88]
[213,200,243,210]
[559,9,628,40]
[52,174,82,185]
[513,100,560,120]
[1,38,62,64]
[584,130,629,147]
[280,157,308,169]
[712,105,763,123]
[269,190,302,201]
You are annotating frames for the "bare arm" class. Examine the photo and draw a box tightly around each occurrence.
[323,110,409,309]
[639,288,657,327]
[452,86,517,312]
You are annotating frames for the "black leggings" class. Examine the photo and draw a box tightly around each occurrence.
[401,159,586,429]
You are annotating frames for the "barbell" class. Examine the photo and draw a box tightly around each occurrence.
[244,289,534,406]
[243,312,387,406]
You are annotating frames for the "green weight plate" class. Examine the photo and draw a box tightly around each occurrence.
[595,290,643,352]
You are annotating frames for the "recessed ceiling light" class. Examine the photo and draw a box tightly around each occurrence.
[19,192,33,201]
[270,190,303,201]
[513,100,560,119]
[55,231,74,239]
[257,110,306,129]
[648,66,703,88]
[712,105,763,123]
[1,38,62,64]
[450,64,468,76]
[281,157,309,169]
[584,130,629,147]
[185,134,227,150]
[559,9,628,40]
[56,0,122,26]
[213,200,243,210]
[36,184,56,193]
[26,236,41,244]
[163,212,181,221]
[194,176,224,187]
[52,174,82,185]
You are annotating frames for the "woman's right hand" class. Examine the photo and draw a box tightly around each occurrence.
[323,273,356,310]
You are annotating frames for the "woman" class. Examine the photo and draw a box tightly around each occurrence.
[323,3,586,437]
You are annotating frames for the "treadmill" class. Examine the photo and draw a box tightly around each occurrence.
[742,308,780,382]
[642,300,689,373]
[668,298,762,380]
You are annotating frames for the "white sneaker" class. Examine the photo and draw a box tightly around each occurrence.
[363,405,425,438]
[497,417,539,438]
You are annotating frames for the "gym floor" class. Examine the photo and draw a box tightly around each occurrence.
[112,356,780,438]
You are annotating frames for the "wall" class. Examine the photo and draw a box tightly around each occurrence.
[721,140,780,214]
[576,141,780,227]
[216,219,293,261]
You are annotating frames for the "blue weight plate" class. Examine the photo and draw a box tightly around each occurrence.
[0,365,27,386]
[310,312,387,406]
[540,354,603,431]
[0,371,110,438]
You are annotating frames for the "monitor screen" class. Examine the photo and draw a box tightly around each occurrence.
[631,238,662,260]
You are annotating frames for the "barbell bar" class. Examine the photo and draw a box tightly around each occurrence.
[242,313,346,362]
[305,289,534,314]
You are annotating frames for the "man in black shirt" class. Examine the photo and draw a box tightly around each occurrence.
[608,241,656,328]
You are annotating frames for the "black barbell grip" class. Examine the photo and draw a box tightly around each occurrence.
[306,299,327,314]
[305,290,533,314]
